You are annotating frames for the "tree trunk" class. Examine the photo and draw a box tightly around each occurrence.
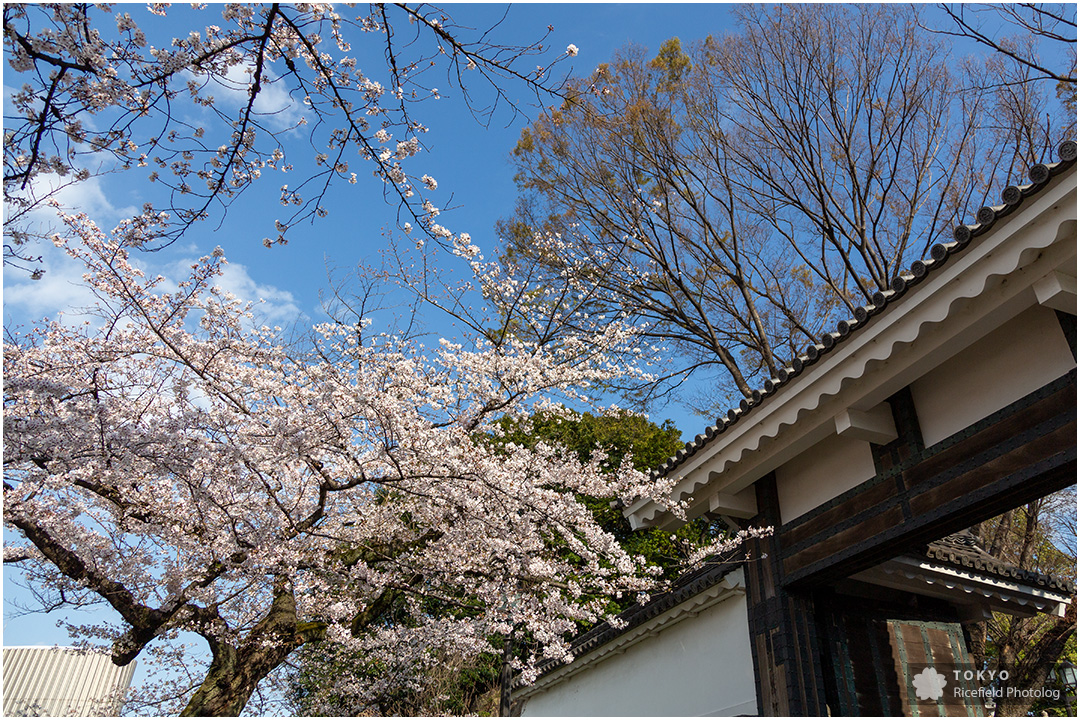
[1017,501,1041,568]
[962,619,986,669]
[988,509,1014,557]
[181,586,322,716]
[499,632,513,717]
[183,642,266,716]
[993,612,1076,716]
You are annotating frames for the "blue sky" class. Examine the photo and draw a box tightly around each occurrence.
[2,0,740,666]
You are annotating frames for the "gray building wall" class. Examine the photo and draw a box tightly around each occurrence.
[3,646,136,717]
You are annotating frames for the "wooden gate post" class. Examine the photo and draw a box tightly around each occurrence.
[744,473,829,716]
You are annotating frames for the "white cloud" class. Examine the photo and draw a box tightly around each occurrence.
[6,157,302,335]
[3,246,102,326]
[6,172,140,242]
[5,173,142,326]
[50,174,140,222]
[203,62,302,130]
[203,258,305,328]
[5,239,303,336]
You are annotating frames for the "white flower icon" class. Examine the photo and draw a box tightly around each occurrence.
[912,666,948,700]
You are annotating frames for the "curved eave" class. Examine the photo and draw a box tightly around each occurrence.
[852,556,1073,618]
[627,160,1077,530]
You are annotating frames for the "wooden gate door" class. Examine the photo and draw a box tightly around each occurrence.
[887,620,984,717]
[821,602,986,717]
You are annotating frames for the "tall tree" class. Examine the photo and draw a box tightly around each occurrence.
[3,212,680,715]
[501,4,1073,412]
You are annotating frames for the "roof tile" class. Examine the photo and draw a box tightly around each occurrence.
[924,531,1075,594]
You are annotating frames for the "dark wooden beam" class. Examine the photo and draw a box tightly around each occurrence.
[779,370,1076,587]
[1057,309,1077,360]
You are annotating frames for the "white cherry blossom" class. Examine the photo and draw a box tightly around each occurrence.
[4,3,575,274]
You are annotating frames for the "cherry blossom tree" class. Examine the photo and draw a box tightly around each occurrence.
[3,3,572,273]
[3,209,686,715]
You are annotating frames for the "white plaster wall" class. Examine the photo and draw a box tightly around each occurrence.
[774,431,877,524]
[910,305,1075,447]
[519,591,757,717]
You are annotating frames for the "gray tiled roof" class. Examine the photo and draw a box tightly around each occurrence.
[924,531,1076,595]
[651,141,1078,481]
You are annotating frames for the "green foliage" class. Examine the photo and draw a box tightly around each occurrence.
[495,409,681,472]
[495,410,725,588]
[649,37,691,88]
[288,643,502,716]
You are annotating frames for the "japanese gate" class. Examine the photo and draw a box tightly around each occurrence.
[518,146,1076,716]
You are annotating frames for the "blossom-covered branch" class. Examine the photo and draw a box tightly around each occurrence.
[3,3,574,271]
